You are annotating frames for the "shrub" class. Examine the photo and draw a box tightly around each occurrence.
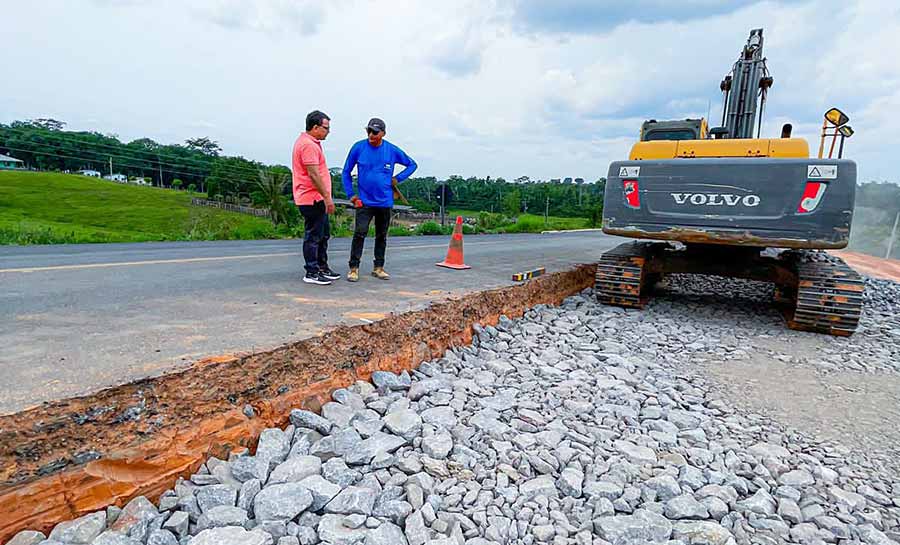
[477,211,512,231]
[415,221,446,235]
[0,224,84,245]
[502,215,546,234]
[389,225,413,236]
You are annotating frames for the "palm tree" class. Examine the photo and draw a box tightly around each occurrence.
[255,169,290,225]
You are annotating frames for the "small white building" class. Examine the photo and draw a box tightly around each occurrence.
[0,153,24,170]
[104,173,127,182]
[130,177,151,186]
[78,169,101,177]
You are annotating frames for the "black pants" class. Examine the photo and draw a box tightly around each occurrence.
[349,206,391,268]
[297,200,330,275]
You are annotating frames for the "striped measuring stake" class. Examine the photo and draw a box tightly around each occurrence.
[512,267,546,281]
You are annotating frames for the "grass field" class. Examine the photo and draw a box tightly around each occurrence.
[0,171,597,245]
[447,209,592,233]
[0,171,278,244]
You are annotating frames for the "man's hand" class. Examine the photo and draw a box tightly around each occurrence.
[350,195,362,208]
[391,177,399,188]
[325,197,336,214]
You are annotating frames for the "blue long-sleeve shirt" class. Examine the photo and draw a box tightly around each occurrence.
[342,139,417,207]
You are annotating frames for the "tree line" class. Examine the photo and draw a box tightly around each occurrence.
[2,119,207,190]
[0,119,607,222]
[383,175,606,219]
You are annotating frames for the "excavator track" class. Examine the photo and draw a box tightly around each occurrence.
[595,242,653,308]
[787,257,865,336]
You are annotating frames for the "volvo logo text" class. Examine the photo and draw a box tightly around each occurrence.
[670,193,760,207]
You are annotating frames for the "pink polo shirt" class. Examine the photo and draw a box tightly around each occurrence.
[292,132,331,206]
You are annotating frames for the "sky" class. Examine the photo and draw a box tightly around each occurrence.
[3,0,899,182]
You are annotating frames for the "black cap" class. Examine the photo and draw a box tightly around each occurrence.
[366,118,386,132]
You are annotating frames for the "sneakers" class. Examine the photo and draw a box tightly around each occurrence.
[320,267,341,281]
[347,268,359,282]
[303,272,332,285]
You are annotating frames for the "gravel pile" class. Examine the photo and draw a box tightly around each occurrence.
[657,270,900,374]
[8,280,900,545]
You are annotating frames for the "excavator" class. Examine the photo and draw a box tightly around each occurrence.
[597,28,864,336]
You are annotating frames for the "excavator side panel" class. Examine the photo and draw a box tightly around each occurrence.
[602,158,856,249]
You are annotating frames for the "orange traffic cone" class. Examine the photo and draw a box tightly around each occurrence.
[436,216,471,270]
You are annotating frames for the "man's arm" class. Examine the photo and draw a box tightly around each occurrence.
[392,144,418,183]
[305,165,335,213]
[342,144,360,199]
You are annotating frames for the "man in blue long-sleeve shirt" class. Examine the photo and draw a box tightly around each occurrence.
[342,117,417,282]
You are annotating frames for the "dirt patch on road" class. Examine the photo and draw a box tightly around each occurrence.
[0,264,595,542]
[706,350,900,476]
[832,250,900,282]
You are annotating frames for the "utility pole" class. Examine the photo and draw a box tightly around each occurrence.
[109,157,113,176]
[159,162,164,188]
[440,183,446,227]
[544,195,549,225]
[887,211,900,259]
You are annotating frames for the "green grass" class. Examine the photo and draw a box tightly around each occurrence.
[0,171,278,245]
[447,209,591,234]
[446,208,483,219]
[498,214,590,233]
[0,171,597,245]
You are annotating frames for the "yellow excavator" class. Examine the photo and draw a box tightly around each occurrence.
[597,28,863,336]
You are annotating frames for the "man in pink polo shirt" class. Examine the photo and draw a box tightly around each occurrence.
[293,110,339,285]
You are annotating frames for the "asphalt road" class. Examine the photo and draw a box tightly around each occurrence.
[0,231,621,414]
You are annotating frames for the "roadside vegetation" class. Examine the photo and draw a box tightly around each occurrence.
[0,172,598,246]
[1,118,607,245]
[0,171,278,245]
[6,119,895,254]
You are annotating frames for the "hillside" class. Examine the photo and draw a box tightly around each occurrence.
[0,171,278,244]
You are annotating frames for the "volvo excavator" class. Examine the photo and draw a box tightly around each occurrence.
[597,29,864,336]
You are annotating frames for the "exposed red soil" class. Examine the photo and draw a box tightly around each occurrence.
[832,251,900,282]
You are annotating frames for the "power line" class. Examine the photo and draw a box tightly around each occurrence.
[1,125,262,171]
[4,129,229,176]
[0,126,268,178]
[1,142,267,182]
[2,146,253,181]
[0,126,222,172]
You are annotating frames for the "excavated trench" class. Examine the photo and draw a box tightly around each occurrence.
[0,264,594,541]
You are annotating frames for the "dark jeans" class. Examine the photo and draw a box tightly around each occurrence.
[349,206,391,268]
[297,200,330,275]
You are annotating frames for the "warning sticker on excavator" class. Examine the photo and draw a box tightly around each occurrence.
[619,166,640,177]
[807,165,837,179]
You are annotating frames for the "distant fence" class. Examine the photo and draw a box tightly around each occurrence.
[190,197,474,225]
[396,210,438,221]
[393,210,476,225]
[191,198,271,218]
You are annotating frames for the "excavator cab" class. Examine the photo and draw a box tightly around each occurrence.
[640,118,708,141]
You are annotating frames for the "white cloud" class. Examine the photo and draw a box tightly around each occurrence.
[425,26,490,77]
[192,0,327,34]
